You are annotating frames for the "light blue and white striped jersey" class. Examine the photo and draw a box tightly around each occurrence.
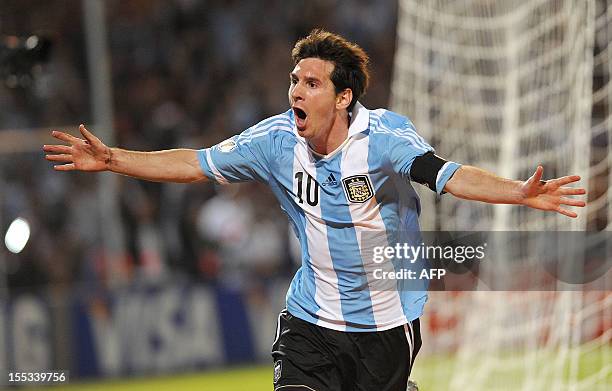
[197,103,461,332]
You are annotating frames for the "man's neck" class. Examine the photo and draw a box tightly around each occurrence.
[308,112,350,155]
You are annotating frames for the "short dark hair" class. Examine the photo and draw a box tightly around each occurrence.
[291,29,370,112]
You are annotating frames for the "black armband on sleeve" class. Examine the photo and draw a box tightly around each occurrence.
[410,151,448,192]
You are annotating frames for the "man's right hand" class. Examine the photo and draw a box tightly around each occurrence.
[44,124,111,172]
[44,125,206,183]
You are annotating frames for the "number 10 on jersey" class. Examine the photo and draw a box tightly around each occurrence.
[295,172,319,206]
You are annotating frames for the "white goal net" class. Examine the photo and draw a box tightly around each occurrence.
[392,0,611,389]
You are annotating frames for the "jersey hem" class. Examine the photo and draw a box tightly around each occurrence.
[436,161,462,195]
[287,304,421,333]
[196,149,214,182]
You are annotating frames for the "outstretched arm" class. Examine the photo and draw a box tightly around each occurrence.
[443,165,586,218]
[43,125,208,183]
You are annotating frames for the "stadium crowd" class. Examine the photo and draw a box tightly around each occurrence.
[0,0,397,293]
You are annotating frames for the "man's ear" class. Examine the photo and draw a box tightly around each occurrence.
[336,88,353,111]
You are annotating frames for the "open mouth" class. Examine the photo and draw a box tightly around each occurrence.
[293,107,308,130]
[294,107,307,120]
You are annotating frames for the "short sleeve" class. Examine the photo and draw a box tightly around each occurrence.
[386,118,434,178]
[410,152,462,195]
[197,129,272,184]
[384,114,460,195]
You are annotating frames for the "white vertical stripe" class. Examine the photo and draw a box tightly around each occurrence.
[293,142,345,330]
[271,309,287,349]
[205,149,229,185]
[404,322,414,368]
[340,135,406,330]
[435,161,453,192]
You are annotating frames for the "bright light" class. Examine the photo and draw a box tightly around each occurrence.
[25,36,39,49]
[5,217,31,254]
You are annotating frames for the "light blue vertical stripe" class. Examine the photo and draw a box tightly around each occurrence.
[368,130,428,322]
[317,153,375,327]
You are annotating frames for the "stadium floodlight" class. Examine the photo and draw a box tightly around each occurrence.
[0,34,52,88]
[4,217,30,254]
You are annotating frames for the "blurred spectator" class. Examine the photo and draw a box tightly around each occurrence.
[0,0,398,292]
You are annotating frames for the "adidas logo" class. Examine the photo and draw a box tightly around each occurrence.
[322,173,338,187]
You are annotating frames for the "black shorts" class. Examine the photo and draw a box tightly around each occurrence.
[271,309,421,391]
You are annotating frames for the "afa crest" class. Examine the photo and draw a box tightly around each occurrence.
[342,175,374,203]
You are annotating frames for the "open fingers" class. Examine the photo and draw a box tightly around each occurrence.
[556,207,578,218]
[51,130,81,144]
[553,196,585,218]
[53,163,76,171]
[528,165,544,185]
[559,197,586,207]
[79,124,97,143]
[557,187,586,196]
[43,144,72,154]
[45,154,73,163]
[546,175,581,188]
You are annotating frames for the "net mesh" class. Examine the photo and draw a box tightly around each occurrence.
[392,0,611,389]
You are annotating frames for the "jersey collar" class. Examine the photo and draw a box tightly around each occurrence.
[348,101,370,138]
[304,102,370,160]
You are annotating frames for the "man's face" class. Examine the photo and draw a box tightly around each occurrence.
[288,58,340,140]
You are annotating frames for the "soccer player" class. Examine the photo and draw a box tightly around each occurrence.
[43,29,585,391]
